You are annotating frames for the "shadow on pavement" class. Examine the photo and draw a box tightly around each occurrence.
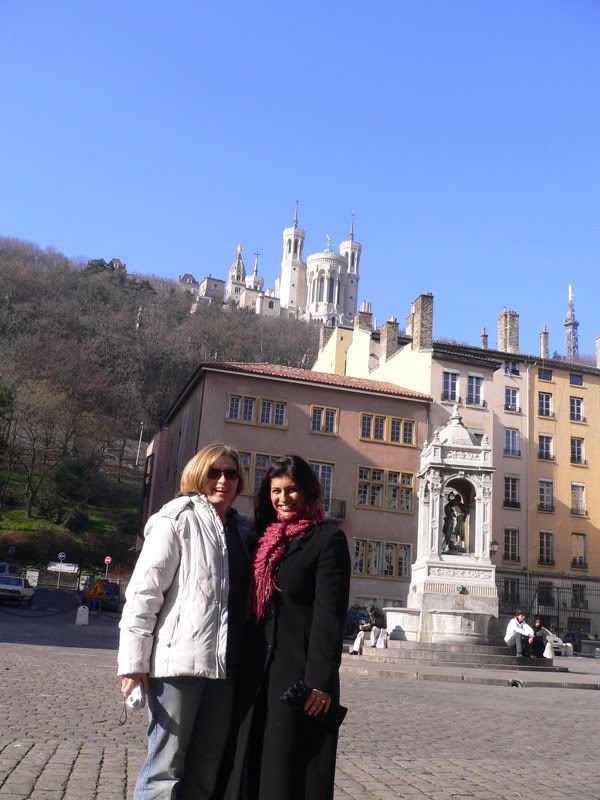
[0,587,120,650]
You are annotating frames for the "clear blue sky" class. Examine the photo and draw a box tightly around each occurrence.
[2,1,599,358]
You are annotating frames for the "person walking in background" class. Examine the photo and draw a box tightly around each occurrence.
[219,454,351,800]
[118,443,250,800]
[349,605,387,654]
[504,609,534,657]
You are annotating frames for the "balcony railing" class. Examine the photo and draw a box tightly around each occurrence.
[322,498,346,519]
[571,599,589,609]
[503,553,520,562]
[504,448,521,457]
[466,398,486,407]
[571,507,588,516]
[538,410,554,418]
[504,403,520,412]
[538,503,555,512]
[503,499,521,509]
[570,415,586,423]
[571,558,588,570]
[441,392,459,403]
[538,452,554,461]
[538,558,555,567]
[570,458,586,466]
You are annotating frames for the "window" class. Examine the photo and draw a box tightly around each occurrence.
[570,437,585,465]
[504,477,520,508]
[505,387,518,412]
[442,371,458,402]
[240,452,280,496]
[466,375,483,405]
[360,413,416,446]
[505,361,520,376]
[504,428,520,456]
[539,531,554,566]
[227,395,286,427]
[570,397,584,422]
[538,392,552,417]
[571,483,586,515]
[311,406,338,435]
[357,467,413,512]
[538,435,553,460]
[572,583,587,608]
[502,577,520,608]
[538,368,552,381]
[570,373,583,387]
[309,462,334,511]
[538,479,554,512]
[571,534,587,569]
[352,538,411,578]
[503,529,519,562]
[538,581,555,606]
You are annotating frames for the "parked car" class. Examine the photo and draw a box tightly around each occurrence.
[547,633,565,656]
[0,575,35,607]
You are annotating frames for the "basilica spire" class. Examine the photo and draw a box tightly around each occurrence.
[349,211,355,242]
[293,200,299,229]
[564,283,579,362]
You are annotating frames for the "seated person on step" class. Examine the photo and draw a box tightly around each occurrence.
[350,605,387,654]
[504,609,534,657]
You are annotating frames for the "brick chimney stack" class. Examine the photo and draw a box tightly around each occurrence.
[380,317,400,361]
[355,300,373,332]
[411,292,434,351]
[540,325,549,360]
[480,327,488,350]
[497,309,520,353]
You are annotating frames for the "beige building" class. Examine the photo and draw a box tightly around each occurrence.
[314,292,600,635]
[143,362,431,608]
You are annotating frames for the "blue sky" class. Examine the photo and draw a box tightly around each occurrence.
[1,1,599,357]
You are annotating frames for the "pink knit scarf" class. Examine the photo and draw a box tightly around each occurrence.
[252,504,324,620]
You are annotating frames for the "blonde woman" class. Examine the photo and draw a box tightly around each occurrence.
[118,443,251,800]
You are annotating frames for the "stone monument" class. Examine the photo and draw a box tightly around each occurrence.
[386,404,498,644]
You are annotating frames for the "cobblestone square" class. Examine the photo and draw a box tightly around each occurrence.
[2,635,600,799]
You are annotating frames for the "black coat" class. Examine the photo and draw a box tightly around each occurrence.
[218,521,351,800]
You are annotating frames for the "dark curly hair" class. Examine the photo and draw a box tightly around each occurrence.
[254,455,322,537]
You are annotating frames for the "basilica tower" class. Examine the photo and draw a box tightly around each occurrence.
[225,244,246,304]
[338,213,361,322]
[276,202,307,316]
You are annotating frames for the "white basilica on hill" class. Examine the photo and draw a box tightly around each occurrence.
[179,205,362,325]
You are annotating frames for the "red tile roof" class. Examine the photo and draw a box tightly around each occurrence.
[205,362,431,402]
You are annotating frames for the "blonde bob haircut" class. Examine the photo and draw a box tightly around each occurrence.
[179,443,244,498]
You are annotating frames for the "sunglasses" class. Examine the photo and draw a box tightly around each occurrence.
[207,467,239,481]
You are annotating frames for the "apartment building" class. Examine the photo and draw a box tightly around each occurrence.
[313,294,600,634]
[142,361,431,608]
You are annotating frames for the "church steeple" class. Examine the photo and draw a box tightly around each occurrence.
[349,211,355,242]
[564,283,579,362]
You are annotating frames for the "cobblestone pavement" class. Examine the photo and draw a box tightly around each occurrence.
[1,640,600,799]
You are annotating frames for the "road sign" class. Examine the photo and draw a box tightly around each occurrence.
[104,556,112,565]
[58,552,66,562]
[86,578,107,600]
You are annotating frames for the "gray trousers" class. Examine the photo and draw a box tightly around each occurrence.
[134,676,234,800]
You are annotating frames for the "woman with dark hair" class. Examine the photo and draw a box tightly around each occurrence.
[221,454,350,800]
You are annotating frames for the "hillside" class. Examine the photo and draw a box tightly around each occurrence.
[0,237,320,563]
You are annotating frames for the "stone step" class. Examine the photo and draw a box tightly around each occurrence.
[386,640,509,655]
[342,652,568,672]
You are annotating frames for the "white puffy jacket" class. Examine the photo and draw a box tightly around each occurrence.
[118,493,249,679]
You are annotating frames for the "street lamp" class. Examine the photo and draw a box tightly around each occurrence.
[489,539,499,558]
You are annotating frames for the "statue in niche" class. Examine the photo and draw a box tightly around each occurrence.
[442,491,467,552]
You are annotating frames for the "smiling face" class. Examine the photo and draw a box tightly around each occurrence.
[204,455,239,518]
[270,474,306,520]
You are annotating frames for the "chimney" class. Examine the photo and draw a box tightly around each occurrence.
[355,300,373,332]
[480,327,488,350]
[497,309,519,353]
[405,304,414,338]
[596,335,600,369]
[319,322,335,350]
[381,317,400,361]
[540,325,549,360]
[411,293,434,350]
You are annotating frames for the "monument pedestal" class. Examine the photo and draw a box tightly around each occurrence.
[391,404,498,645]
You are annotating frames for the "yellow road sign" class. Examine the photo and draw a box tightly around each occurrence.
[86,578,107,600]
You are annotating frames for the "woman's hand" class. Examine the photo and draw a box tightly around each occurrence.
[121,673,150,698]
[304,688,331,717]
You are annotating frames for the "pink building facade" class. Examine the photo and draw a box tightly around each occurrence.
[143,362,431,608]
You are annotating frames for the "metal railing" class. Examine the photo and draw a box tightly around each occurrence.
[322,498,346,519]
